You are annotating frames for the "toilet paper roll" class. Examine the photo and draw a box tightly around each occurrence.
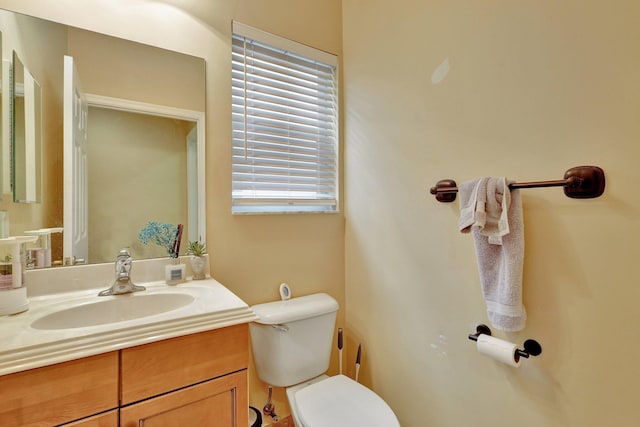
[476,334,520,367]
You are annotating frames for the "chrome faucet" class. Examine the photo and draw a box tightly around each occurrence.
[98,248,146,296]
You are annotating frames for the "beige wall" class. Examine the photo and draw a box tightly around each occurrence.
[343,1,640,426]
[0,0,344,419]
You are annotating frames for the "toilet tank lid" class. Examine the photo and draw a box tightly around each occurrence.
[251,293,339,325]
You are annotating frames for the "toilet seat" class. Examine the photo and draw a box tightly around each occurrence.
[293,375,399,427]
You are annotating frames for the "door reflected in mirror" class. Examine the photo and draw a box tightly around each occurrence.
[86,106,196,264]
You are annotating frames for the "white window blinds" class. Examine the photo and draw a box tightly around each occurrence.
[231,22,339,213]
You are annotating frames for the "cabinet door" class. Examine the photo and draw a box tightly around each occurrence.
[62,410,118,426]
[120,370,248,427]
[0,352,118,426]
[121,324,248,404]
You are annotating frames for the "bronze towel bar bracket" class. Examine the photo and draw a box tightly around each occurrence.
[429,165,605,203]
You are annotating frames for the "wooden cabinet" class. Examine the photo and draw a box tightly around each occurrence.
[120,370,247,427]
[121,324,248,405]
[120,324,249,427]
[0,324,249,427]
[0,352,119,427]
[63,410,118,427]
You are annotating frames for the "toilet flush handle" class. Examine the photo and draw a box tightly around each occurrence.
[279,283,291,300]
[271,324,289,332]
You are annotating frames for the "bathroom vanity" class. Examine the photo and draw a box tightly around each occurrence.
[2,325,248,426]
[0,264,257,427]
[0,9,247,425]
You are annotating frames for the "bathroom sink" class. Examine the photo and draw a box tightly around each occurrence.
[30,293,195,330]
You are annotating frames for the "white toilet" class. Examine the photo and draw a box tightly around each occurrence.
[250,293,399,427]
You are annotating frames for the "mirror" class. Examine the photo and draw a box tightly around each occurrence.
[0,9,206,265]
[0,30,4,203]
[12,51,42,204]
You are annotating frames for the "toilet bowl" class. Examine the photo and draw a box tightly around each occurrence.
[287,374,399,427]
[249,293,399,427]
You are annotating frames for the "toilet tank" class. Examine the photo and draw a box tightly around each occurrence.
[250,293,339,387]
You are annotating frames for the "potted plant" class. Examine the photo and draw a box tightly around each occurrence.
[186,240,207,280]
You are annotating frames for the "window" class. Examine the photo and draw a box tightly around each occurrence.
[231,22,338,214]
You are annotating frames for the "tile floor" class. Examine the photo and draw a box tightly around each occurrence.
[267,415,294,426]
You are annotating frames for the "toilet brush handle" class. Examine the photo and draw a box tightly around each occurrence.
[355,344,362,383]
[338,328,343,375]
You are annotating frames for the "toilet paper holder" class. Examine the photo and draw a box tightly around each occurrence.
[468,324,542,359]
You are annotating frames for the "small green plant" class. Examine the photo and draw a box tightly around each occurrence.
[186,240,207,257]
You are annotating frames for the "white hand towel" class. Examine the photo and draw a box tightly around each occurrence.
[480,177,510,245]
[458,177,526,332]
[458,178,487,233]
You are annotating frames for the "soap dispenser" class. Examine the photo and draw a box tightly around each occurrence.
[0,236,37,315]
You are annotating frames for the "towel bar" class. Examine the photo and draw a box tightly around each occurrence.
[430,165,605,203]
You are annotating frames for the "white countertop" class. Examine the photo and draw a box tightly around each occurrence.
[0,277,258,376]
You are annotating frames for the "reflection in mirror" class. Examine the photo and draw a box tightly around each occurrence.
[0,9,206,267]
[12,51,42,204]
[0,30,3,203]
[86,104,199,263]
